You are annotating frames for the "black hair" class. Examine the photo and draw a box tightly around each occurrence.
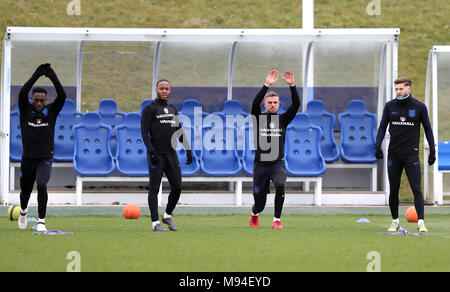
[32,87,47,96]
[156,79,170,87]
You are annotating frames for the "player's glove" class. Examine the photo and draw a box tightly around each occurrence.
[375,146,383,160]
[45,65,57,79]
[428,147,436,166]
[33,63,51,77]
[150,152,160,166]
[186,150,193,165]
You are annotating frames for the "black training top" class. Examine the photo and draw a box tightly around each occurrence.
[141,98,187,154]
[18,73,66,159]
[375,95,435,154]
[251,85,300,164]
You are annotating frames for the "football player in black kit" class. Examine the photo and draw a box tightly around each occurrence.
[375,77,435,233]
[249,70,300,229]
[17,64,67,232]
[141,79,193,231]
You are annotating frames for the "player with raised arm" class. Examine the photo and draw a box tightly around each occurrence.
[249,70,300,229]
[17,64,67,232]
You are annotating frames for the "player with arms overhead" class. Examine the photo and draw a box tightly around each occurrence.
[249,70,300,229]
[17,63,67,232]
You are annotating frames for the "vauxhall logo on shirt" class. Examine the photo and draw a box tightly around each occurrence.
[391,109,415,126]
[156,108,176,124]
[260,121,282,137]
[28,109,49,128]
[28,120,49,127]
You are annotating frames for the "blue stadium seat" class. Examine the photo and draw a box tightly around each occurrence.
[285,113,326,176]
[53,99,83,162]
[438,141,450,171]
[179,99,208,128]
[96,99,126,157]
[211,100,251,130]
[73,112,115,176]
[60,98,77,112]
[139,99,153,113]
[237,118,254,156]
[115,113,148,176]
[96,99,126,126]
[305,100,340,162]
[10,108,22,162]
[200,126,242,176]
[338,100,377,163]
[207,100,253,157]
[242,125,255,175]
[178,123,202,158]
[202,117,248,158]
[221,100,249,116]
[175,126,201,176]
[202,112,224,130]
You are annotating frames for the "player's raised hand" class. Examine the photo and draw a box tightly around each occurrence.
[45,64,57,79]
[264,69,279,87]
[33,63,51,77]
[282,70,295,86]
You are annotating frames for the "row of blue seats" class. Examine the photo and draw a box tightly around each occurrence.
[11,98,146,161]
[146,97,378,164]
[175,99,450,171]
[10,98,378,174]
[10,98,251,161]
[178,98,378,164]
[145,96,295,114]
[10,99,83,162]
[72,111,328,177]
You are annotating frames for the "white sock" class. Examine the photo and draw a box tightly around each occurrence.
[38,218,45,225]
[152,221,160,228]
[392,218,399,224]
[418,219,424,225]
[163,212,171,219]
[273,217,280,222]
[20,208,28,216]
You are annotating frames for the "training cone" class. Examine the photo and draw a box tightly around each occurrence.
[405,206,418,223]
[123,204,141,219]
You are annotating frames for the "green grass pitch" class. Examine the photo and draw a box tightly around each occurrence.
[1,207,450,272]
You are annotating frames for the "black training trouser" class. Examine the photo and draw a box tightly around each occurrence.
[147,152,182,222]
[20,157,52,219]
[387,153,424,220]
[252,161,287,219]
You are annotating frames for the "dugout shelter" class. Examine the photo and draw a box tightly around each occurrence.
[424,46,450,205]
[1,27,400,205]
